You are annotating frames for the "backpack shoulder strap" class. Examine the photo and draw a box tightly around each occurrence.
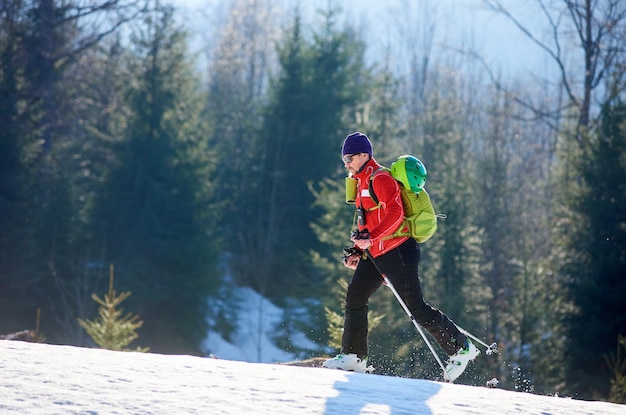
[368,167,389,206]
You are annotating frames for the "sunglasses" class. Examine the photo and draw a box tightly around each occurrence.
[342,153,361,164]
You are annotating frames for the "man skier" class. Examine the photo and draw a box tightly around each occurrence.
[322,132,479,381]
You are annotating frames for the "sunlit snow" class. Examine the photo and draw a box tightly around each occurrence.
[2,340,624,414]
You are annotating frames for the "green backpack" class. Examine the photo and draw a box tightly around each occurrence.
[369,156,443,243]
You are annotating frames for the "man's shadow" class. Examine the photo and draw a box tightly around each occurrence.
[324,372,440,415]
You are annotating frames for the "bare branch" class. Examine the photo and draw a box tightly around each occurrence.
[459,46,567,132]
[482,0,580,113]
[481,0,626,139]
[56,1,150,65]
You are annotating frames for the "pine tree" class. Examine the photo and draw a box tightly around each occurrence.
[250,4,368,297]
[94,4,219,354]
[606,335,626,404]
[78,265,148,352]
[563,100,626,399]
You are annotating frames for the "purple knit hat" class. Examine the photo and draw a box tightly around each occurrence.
[342,132,372,156]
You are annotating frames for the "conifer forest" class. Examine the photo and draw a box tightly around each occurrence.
[1,0,625,403]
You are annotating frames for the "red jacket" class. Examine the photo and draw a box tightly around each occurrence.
[353,157,409,258]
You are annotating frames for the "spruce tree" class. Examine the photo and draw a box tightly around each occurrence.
[251,5,368,298]
[0,1,40,333]
[563,100,626,399]
[606,335,626,404]
[78,265,148,352]
[94,5,219,354]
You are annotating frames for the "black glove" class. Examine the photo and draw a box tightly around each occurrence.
[342,246,363,266]
[343,246,364,259]
[350,229,371,241]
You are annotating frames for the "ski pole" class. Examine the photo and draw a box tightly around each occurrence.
[380,272,453,382]
[359,246,452,382]
[456,326,499,355]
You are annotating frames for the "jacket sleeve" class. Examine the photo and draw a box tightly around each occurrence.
[367,172,405,243]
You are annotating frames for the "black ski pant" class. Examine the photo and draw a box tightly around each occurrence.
[341,238,467,359]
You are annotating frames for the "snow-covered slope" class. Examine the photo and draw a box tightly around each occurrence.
[1,340,624,415]
[202,285,321,362]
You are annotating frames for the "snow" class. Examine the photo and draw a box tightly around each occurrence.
[2,340,624,415]
[202,286,321,363]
